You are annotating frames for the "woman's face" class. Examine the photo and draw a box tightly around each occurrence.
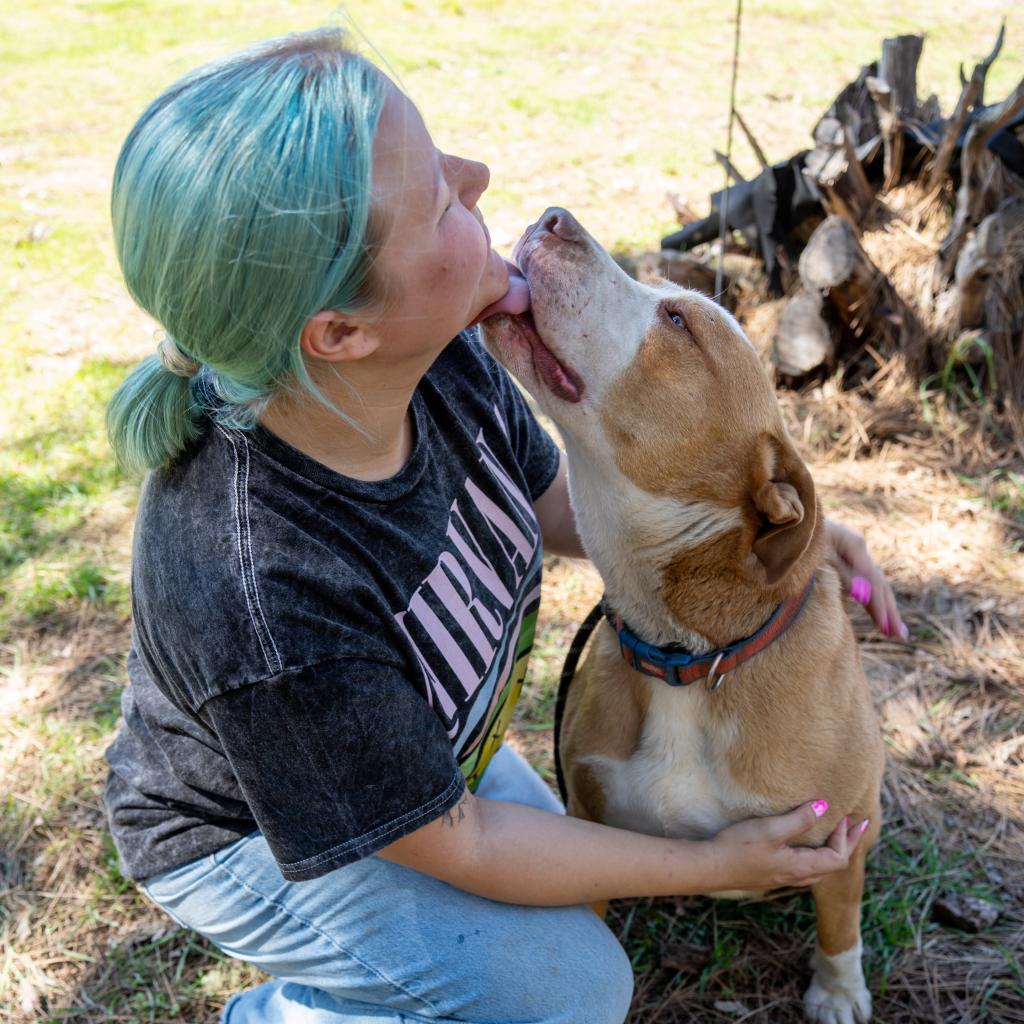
[366,80,511,361]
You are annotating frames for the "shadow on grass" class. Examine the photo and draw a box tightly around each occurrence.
[616,809,1022,1022]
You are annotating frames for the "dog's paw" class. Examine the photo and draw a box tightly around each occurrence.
[803,943,871,1024]
[803,979,871,1024]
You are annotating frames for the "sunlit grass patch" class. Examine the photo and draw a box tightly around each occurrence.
[0,357,134,630]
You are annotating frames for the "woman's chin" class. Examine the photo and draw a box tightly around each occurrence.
[469,260,531,326]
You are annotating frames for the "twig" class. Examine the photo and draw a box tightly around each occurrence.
[734,107,768,168]
[714,148,746,184]
[714,0,743,301]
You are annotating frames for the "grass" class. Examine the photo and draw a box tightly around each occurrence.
[1,1,1023,1022]
[0,357,134,633]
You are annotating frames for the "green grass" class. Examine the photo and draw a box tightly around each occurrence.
[606,818,1021,1014]
[2,2,1023,1021]
[0,357,134,630]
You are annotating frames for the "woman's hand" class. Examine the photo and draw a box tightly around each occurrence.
[824,518,908,640]
[709,802,869,892]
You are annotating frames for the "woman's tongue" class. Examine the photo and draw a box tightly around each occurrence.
[470,261,531,324]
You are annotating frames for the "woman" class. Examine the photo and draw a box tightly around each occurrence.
[103,28,904,1024]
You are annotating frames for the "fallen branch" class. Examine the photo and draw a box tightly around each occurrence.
[734,108,769,169]
[935,76,1024,285]
[927,23,1005,193]
[714,149,747,184]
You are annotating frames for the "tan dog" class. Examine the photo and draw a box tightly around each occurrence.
[483,208,884,1024]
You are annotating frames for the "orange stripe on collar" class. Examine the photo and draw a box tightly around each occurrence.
[605,576,816,691]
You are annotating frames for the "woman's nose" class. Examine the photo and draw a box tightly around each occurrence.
[458,157,490,207]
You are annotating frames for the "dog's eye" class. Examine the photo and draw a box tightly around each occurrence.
[661,302,690,335]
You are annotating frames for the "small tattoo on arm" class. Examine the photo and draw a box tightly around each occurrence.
[441,795,468,828]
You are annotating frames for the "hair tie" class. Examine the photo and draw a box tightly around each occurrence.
[157,336,201,378]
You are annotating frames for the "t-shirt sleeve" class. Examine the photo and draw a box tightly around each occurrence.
[475,339,561,501]
[198,658,466,882]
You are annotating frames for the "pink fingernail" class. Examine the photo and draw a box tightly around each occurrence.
[899,623,910,641]
[811,800,829,817]
[882,614,890,635]
[859,819,870,834]
[850,576,871,605]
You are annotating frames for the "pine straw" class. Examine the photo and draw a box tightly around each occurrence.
[2,423,1022,1022]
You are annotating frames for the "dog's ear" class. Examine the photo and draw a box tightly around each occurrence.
[746,432,817,585]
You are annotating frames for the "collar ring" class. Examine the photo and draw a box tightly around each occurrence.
[706,652,726,692]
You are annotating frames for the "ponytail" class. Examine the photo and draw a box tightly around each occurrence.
[106,355,204,476]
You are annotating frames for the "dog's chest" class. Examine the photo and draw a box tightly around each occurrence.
[582,685,767,840]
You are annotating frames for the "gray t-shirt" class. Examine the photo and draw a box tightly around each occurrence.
[103,330,560,883]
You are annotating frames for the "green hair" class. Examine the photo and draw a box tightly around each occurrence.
[107,29,387,476]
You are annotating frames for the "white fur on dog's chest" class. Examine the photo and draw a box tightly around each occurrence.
[582,685,769,840]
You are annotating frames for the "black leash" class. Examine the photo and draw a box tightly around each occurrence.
[553,600,605,808]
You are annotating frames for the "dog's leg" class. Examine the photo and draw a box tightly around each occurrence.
[804,840,873,1024]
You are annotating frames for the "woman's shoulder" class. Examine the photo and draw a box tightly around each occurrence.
[136,421,385,586]
[133,426,397,665]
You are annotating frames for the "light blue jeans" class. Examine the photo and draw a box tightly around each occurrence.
[140,744,634,1023]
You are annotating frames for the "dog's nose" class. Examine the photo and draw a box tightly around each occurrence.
[538,207,583,243]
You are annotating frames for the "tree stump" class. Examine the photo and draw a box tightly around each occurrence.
[799,215,882,336]
[868,34,924,189]
[773,287,834,375]
[953,197,1024,329]
[792,215,924,369]
[935,77,1024,287]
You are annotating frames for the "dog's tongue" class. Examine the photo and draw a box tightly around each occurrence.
[470,261,531,325]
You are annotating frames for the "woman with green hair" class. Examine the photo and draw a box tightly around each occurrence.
[102,28,904,1022]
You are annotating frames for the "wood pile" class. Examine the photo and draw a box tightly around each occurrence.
[646,29,1024,444]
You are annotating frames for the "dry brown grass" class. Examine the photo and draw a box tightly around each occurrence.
[2,280,1022,1024]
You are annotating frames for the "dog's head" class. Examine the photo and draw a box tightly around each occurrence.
[483,208,819,592]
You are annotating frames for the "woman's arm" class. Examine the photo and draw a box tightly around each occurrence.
[533,451,588,558]
[378,789,866,906]
[534,464,907,639]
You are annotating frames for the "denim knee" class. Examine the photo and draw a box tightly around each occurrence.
[564,919,634,1024]
[502,910,633,1024]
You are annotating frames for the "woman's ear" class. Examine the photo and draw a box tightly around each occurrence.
[300,311,381,363]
